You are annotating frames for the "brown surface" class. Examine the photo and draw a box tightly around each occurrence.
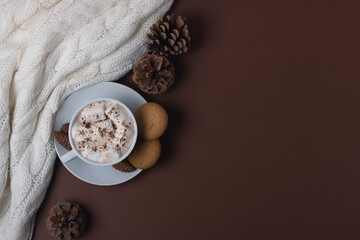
[33,1,360,239]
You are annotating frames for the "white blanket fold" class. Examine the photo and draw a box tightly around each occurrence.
[0,0,173,239]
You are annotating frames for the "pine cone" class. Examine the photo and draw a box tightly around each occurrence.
[112,159,137,173]
[61,123,70,134]
[133,54,175,94]
[46,201,86,240]
[148,14,190,56]
[55,131,72,151]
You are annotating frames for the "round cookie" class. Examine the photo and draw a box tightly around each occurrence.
[128,139,161,169]
[134,102,168,140]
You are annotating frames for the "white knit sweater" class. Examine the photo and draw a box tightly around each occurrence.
[0,0,173,239]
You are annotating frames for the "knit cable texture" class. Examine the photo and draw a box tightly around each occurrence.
[0,0,173,239]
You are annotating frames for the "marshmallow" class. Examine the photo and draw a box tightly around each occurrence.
[71,100,134,163]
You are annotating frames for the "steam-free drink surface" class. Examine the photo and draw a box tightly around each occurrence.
[71,100,135,163]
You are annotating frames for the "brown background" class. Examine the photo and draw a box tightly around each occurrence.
[33,0,360,239]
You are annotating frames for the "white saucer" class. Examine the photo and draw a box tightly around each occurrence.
[54,82,146,186]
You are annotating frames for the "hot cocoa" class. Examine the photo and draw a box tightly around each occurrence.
[71,100,135,163]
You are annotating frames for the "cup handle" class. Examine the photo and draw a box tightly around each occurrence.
[61,150,77,163]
